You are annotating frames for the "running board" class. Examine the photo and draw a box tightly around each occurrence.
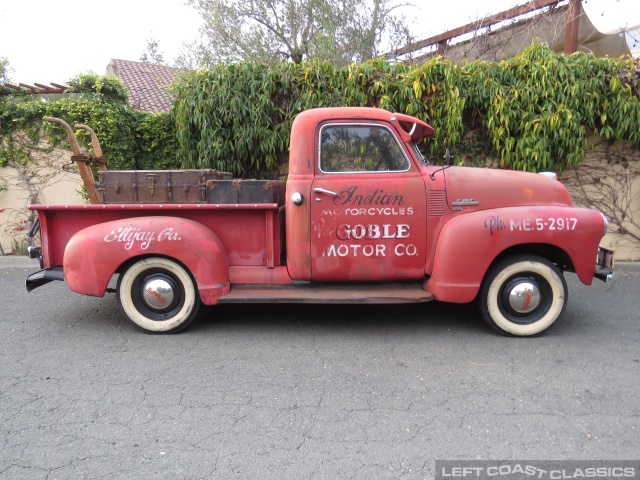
[217,283,434,304]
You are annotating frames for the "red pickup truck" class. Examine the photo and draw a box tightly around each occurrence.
[25,107,615,336]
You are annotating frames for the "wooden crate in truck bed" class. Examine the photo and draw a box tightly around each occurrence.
[97,170,232,204]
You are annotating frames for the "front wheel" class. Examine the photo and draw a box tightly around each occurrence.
[479,255,568,336]
[116,257,201,333]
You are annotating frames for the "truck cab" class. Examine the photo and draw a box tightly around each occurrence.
[286,108,435,282]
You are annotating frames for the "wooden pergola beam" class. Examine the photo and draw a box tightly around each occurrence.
[0,82,71,95]
[388,0,564,58]
[564,0,581,53]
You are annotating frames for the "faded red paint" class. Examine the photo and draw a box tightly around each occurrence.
[62,216,230,305]
[424,206,605,303]
[33,203,281,270]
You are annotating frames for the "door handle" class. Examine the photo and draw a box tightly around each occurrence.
[313,187,338,196]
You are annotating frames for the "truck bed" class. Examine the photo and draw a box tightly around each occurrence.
[31,203,283,269]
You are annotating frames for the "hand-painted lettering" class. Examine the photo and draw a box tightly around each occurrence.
[394,244,418,256]
[324,243,418,258]
[510,219,532,231]
[321,207,414,216]
[335,223,410,240]
[484,215,507,235]
[333,186,404,207]
[324,222,416,258]
[157,227,182,241]
[103,226,183,250]
[325,244,387,257]
[486,216,579,234]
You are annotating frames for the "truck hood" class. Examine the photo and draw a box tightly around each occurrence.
[443,166,573,213]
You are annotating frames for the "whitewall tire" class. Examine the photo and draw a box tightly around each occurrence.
[116,257,201,333]
[480,255,567,336]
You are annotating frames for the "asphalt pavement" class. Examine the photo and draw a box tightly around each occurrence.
[1,259,639,479]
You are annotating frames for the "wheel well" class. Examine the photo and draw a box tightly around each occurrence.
[114,254,191,277]
[110,255,187,293]
[473,244,572,306]
[490,244,574,274]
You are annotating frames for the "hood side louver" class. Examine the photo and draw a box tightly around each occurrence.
[428,190,446,216]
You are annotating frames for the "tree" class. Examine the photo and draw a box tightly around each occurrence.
[0,57,11,83]
[140,37,165,65]
[178,0,413,67]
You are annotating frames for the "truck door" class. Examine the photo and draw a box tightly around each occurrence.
[310,122,427,282]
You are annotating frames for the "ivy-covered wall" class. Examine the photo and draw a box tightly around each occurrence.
[1,42,639,179]
[0,74,177,171]
[172,42,640,178]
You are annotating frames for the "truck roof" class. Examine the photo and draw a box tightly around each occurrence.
[293,107,434,139]
[289,107,435,176]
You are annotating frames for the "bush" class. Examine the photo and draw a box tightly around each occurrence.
[172,42,640,176]
[0,73,178,171]
[2,43,639,178]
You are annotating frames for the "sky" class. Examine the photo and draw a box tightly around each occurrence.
[1,0,638,85]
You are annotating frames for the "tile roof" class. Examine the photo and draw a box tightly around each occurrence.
[108,59,183,113]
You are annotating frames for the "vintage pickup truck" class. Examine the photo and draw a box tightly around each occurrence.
[25,107,615,336]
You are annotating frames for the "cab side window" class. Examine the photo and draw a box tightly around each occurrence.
[320,125,410,173]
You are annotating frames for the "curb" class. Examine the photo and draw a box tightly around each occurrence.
[0,256,41,269]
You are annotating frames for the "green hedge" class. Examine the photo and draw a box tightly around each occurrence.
[171,57,466,177]
[0,74,177,171]
[173,42,640,177]
[2,43,639,178]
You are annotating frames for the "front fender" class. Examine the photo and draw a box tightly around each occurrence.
[425,206,605,303]
[63,216,230,304]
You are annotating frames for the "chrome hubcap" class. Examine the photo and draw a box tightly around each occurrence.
[142,278,175,310]
[508,282,540,313]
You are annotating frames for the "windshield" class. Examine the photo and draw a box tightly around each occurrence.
[412,143,429,165]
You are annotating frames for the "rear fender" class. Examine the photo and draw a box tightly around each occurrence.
[63,216,230,304]
[425,206,605,303]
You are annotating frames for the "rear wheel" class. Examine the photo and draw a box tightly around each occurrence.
[480,255,567,336]
[116,257,201,333]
